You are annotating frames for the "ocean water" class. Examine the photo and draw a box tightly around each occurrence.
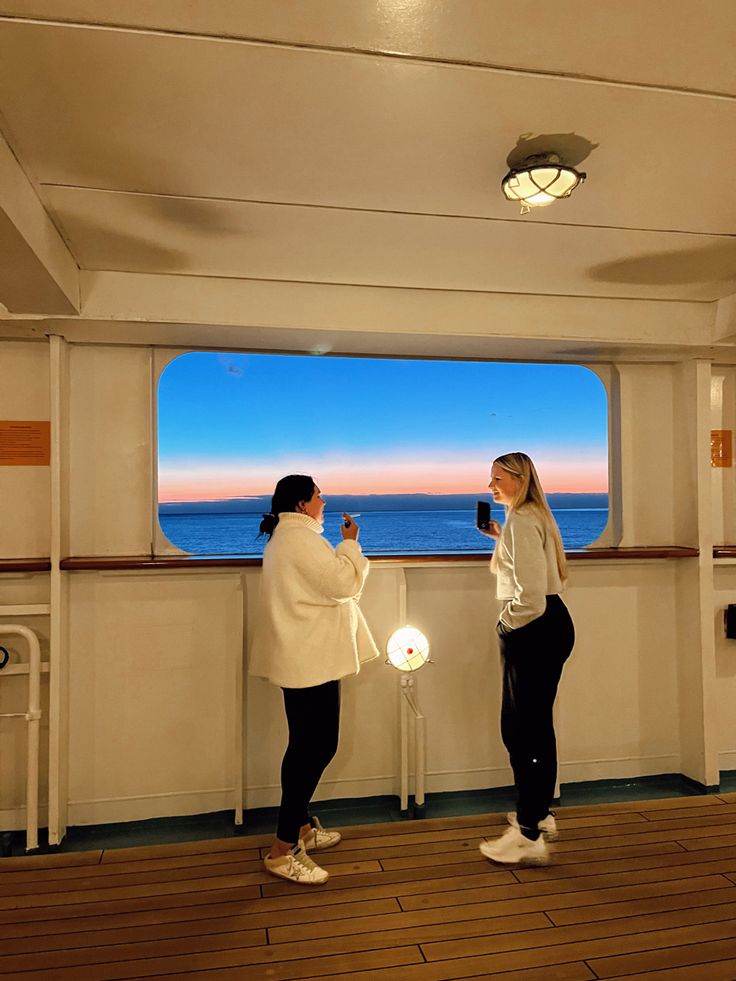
[160,508,609,556]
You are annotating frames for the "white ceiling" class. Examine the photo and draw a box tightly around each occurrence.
[2,0,736,95]
[0,1,734,329]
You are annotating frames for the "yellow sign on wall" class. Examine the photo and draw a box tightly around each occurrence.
[0,421,51,466]
[711,429,733,468]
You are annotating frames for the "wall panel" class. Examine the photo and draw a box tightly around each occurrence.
[0,340,49,558]
[67,571,241,824]
[714,564,736,771]
[68,345,152,556]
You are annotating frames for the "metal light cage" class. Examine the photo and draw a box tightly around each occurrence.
[502,156,586,214]
[385,624,431,673]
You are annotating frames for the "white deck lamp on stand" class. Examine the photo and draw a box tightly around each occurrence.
[385,569,431,817]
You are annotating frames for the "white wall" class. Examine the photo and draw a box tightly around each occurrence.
[0,342,52,828]
[67,571,242,824]
[618,364,678,546]
[68,345,152,556]
[714,564,736,771]
[0,340,50,557]
[711,366,736,771]
[560,561,681,782]
[0,336,728,833]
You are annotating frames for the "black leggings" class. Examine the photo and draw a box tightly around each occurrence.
[498,595,574,839]
[276,680,341,845]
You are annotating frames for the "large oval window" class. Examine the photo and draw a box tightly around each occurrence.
[158,353,608,555]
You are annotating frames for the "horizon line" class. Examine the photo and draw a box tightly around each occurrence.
[160,489,609,506]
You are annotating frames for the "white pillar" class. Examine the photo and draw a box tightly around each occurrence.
[48,334,70,845]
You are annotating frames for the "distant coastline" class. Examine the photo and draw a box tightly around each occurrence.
[159,492,608,515]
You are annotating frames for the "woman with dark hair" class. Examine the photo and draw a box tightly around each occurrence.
[478,452,575,866]
[249,474,378,885]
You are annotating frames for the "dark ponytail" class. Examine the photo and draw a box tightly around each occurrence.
[258,474,316,540]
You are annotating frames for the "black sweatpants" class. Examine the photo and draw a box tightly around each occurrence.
[498,595,574,839]
[276,680,341,845]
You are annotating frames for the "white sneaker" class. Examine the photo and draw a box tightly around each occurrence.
[302,816,342,851]
[507,810,558,841]
[480,826,550,865]
[263,841,329,885]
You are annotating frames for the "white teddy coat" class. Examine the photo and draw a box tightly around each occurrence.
[249,512,380,688]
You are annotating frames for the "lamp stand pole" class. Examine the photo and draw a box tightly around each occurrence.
[397,569,427,816]
[400,675,426,814]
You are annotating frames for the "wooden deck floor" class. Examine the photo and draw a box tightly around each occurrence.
[3,795,736,980]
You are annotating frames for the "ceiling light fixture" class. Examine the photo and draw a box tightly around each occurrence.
[501,153,586,215]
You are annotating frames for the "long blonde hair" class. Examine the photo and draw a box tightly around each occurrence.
[493,452,567,581]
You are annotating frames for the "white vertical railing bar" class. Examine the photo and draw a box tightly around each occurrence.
[710,374,725,547]
[0,625,42,850]
[148,347,157,556]
[235,573,246,826]
[607,365,624,546]
[695,360,719,788]
[415,709,425,809]
[400,678,409,811]
[395,568,427,812]
[401,677,425,809]
[397,569,407,627]
[47,334,68,845]
[397,569,409,810]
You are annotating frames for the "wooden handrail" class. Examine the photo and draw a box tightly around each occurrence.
[0,559,52,573]
[57,546,699,571]
[60,556,262,570]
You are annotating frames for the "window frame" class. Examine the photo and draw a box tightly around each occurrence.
[151,348,617,558]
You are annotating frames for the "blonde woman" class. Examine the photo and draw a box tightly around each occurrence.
[478,452,575,865]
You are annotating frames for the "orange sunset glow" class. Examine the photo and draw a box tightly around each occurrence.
[159,454,608,503]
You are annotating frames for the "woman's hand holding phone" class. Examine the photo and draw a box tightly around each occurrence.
[476,501,501,540]
[477,520,502,539]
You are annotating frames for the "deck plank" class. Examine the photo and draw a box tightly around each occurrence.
[603,958,736,981]
[0,897,401,951]
[548,884,736,926]
[589,935,736,977]
[140,963,595,981]
[4,796,736,979]
[421,902,736,961]
[0,885,262,926]
[3,943,424,980]
[0,847,262,883]
[0,850,103,871]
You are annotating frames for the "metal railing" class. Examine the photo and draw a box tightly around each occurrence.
[0,614,47,852]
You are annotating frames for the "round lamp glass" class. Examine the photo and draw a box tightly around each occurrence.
[386,625,430,672]
[502,165,583,209]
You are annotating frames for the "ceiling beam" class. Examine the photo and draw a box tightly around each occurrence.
[0,131,79,313]
[0,269,723,361]
[78,270,715,349]
[713,294,736,345]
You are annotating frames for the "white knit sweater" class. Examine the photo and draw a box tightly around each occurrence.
[491,507,565,630]
[248,512,380,688]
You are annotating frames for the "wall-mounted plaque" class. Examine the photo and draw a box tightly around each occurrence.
[0,421,51,466]
[711,429,733,468]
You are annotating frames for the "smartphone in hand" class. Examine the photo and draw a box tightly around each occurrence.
[476,500,491,531]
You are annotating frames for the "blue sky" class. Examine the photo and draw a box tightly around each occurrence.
[158,353,608,500]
